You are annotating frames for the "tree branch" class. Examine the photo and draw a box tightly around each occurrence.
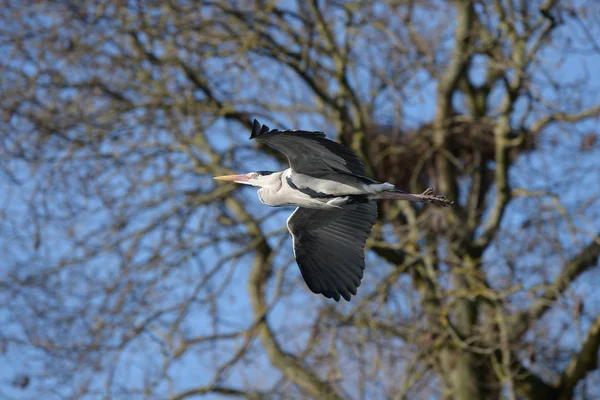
[225,197,343,400]
[370,243,406,266]
[510,235,600,341]
[512,315,600,399]
[172,386,266,400]
[513,358,557,400]
[433,0,474,202]
[529,105,600,135]
[469,124,512,257]
[558,316,600,397]
[435,1,475,120]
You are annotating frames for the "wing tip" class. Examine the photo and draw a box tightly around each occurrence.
[318,287,355,302]
[304,281,353,302]
[250,119,270,139]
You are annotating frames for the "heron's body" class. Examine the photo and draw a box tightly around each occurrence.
[256,168,394,209]
[214,120,452,301]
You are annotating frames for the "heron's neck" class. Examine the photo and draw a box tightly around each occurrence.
[257,171,283,189]
[256,171,284,205]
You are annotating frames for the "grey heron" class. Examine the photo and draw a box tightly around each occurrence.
[214,120,453,301]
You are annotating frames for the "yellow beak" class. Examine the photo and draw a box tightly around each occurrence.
[213,173,251,182]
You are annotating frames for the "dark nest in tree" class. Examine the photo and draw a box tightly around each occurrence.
[353,118,537,193]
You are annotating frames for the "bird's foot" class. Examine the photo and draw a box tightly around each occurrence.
[420,187,454,207]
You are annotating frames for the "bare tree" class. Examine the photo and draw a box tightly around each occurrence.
[1,0,600,399]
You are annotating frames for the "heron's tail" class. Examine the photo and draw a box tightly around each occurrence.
[372,188,453,207]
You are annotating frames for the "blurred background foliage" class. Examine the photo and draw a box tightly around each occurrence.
[1,0,600,399]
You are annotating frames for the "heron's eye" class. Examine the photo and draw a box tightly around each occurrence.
[253,172,260,179]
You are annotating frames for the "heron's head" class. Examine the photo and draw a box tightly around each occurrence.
[213,171,277,187]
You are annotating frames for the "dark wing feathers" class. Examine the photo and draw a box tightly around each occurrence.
[251,119,271,137]
[286,202,377,301]
[250,119,366,176]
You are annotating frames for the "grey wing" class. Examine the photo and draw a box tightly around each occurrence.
[250,119,366,176]
[286,201,377,301]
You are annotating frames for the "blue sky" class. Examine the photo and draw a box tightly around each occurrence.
[1,1,600,399]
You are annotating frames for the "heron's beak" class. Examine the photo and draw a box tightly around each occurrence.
[213,173,251,183]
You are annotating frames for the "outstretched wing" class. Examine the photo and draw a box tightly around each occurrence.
[250,119,366,176]
[286,201,377,301]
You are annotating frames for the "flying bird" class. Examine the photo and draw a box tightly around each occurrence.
[214,120,453,301]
